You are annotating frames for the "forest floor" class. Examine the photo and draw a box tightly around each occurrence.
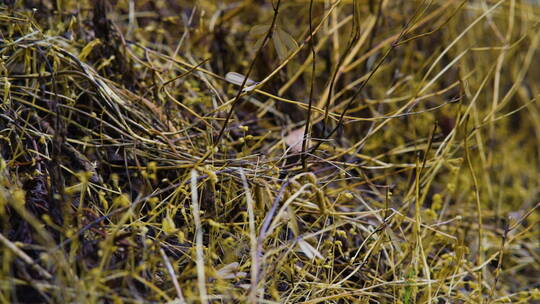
[0,0,539,303]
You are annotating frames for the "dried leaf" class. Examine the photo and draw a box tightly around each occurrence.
[273,28,298,60]
[216,262,247,280]
[285,127,308,153]
[298,239,324,260]
[225,72,259,92]
[249,24,271,37]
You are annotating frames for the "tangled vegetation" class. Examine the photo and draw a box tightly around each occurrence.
[0,0,539,303]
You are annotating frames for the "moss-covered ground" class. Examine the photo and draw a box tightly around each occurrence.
[0,0,539,303]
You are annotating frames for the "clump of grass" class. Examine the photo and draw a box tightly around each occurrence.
[0,0,539,303]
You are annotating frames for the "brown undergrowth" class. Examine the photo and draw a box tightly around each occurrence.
[0,0,539,303]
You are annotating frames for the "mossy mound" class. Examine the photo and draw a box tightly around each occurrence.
[0,1,539,303]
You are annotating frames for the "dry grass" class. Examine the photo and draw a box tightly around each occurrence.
[0,0,539,303]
